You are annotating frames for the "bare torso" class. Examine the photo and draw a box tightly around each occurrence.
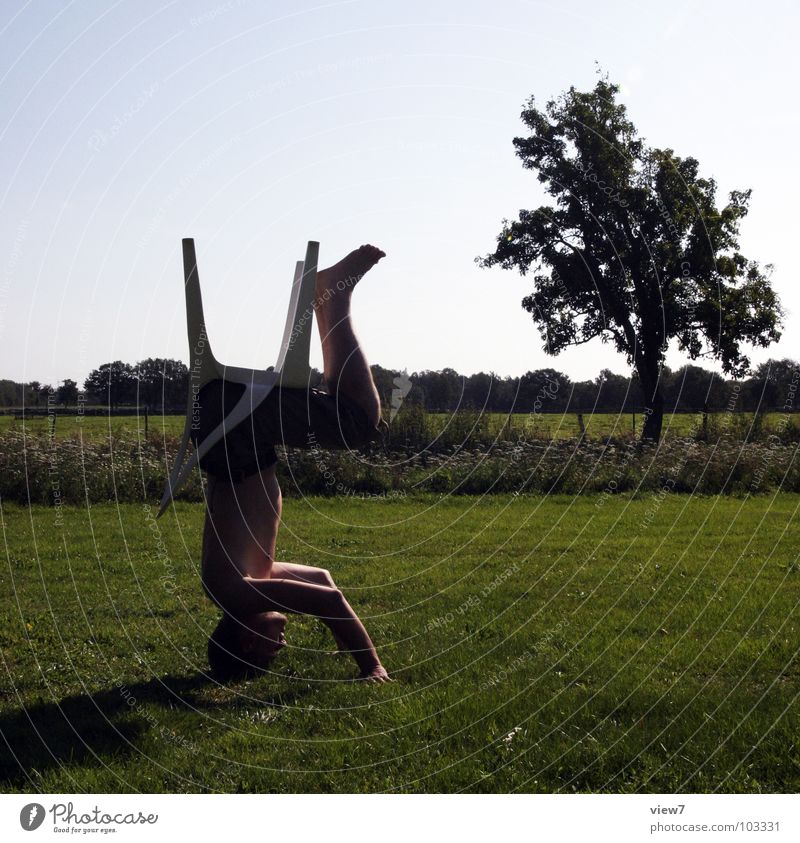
[200,464,283,598]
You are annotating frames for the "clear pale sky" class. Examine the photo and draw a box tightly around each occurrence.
[1,0,796,388]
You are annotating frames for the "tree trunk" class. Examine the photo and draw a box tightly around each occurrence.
[641,391,663,442]
[637,363,664,442]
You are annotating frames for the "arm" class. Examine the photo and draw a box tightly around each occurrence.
[269,561,362,654]
[227,575,389,680]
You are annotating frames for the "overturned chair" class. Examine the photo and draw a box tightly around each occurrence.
[157,238,319,518]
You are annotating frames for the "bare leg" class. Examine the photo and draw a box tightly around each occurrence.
[313,245,385,427]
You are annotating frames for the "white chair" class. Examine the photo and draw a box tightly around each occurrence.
[156,237,319,517]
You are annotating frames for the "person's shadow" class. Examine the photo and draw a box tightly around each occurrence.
[0,672,312,790]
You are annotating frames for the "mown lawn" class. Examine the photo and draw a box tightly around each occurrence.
[1,494,798,793]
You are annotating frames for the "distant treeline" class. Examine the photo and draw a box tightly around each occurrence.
[372,359,800,414]
[2,356,798,414]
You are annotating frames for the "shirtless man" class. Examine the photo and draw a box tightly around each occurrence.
[195,245,391,683]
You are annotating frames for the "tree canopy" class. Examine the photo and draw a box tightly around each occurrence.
[83,359,188,409]
[478,75,783,440]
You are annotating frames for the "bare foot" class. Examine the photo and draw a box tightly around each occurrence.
[315,244,385,301]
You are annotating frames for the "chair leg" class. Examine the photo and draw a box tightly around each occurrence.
[274,259,305,372]
[182,238,222,386]
[275,241,319,386]
[157,240,319,518]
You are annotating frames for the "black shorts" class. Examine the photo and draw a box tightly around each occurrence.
[190,378,385,482]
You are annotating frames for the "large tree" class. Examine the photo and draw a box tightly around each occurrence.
[57,379,79,407]
[84,361,135,409]
[746,358,800,411]
[133,357,189,409]
[478,75,783,440]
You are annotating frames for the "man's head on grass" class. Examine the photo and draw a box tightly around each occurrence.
[208,611,287,681]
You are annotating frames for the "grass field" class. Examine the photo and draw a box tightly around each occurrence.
[0,413,187,440]
[1,410,795,442]
[1,494,798,793]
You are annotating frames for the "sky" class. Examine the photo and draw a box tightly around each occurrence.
[0,0,797,389]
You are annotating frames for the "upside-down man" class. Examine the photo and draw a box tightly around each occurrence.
[193,245,391,683]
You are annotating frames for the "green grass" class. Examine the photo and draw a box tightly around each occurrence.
[2,411,795,441]
[0,413,186,440]
[1,494,798,793]
[428,410,797,441]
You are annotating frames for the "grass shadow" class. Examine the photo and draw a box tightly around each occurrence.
[0,672,315,789]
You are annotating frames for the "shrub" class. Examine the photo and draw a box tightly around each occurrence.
[1,418,797,506]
